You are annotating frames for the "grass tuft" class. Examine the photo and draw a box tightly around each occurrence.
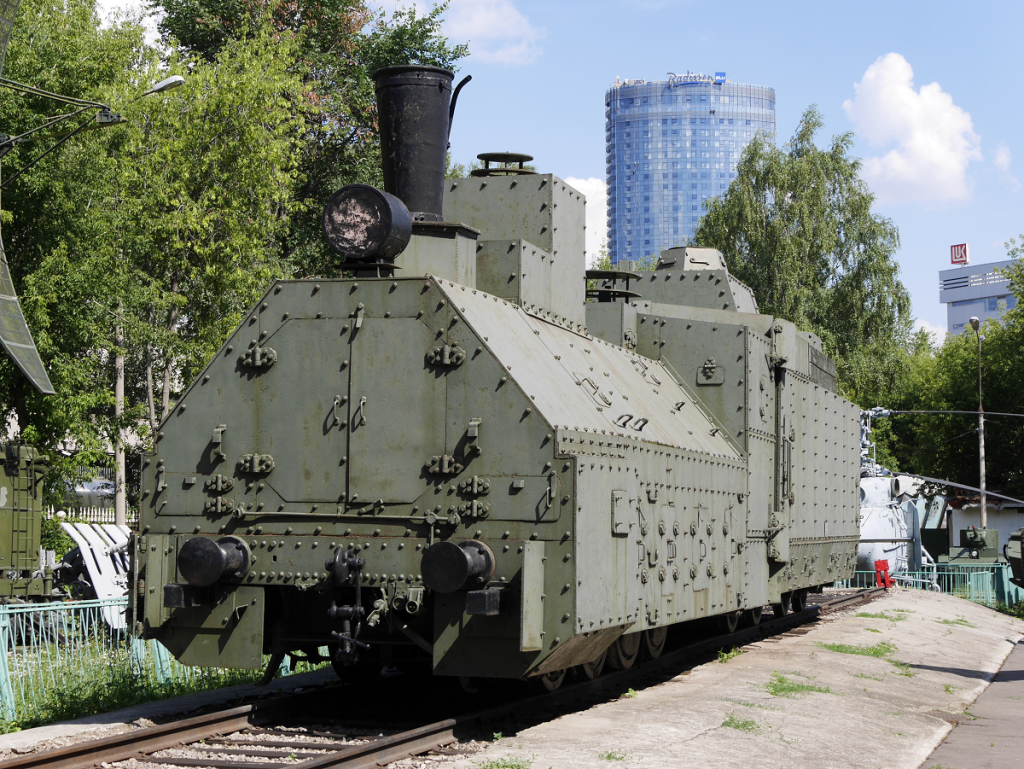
[598,750,629,761]
[816,641,896,658]
[994,602,1024,620]
[852,672,884,681]
[717,647,743,664]
[936,616,975,628]
[722,713,759,732]
[764,672,832,698]
[476,760,533,769]
[857,611,906,622]
[620,688,638,699]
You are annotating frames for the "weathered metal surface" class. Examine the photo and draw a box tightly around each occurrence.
[396,223,478,287]
[444,175,586,331]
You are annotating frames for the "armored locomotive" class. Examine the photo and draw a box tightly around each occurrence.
[130,66,860,686]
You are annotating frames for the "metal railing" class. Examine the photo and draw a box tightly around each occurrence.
[45,507,139,526]
[836,563,1022,607]
[0,599,324,730]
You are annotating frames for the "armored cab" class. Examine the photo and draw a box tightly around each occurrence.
[131,65,860,684]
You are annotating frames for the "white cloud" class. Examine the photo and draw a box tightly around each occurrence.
[993,142,1020,192]
[444,0,544,65]
[370,0,543,65]
[913,317,947,344]
[564,177,606,267]
[95,0,160,45]
[843,53,981,204]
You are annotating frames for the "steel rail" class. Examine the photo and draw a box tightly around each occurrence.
[0,588,884,769]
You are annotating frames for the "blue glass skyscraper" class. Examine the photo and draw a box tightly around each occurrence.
[605,73,776,263]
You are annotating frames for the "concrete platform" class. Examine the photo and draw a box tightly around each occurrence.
[451,589,1023,769]
[922,637,1024,769]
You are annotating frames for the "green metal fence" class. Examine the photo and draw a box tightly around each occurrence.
[836,563,1024,608]
[0,598,320,730]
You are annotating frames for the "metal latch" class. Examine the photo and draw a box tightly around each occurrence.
[457,476,491,497]
[426,455,464,475]
[466,417,482,455]
[203,497,236,514]
[237,454,275,474]
[241,342,277,369]
[697,358,724,386]
[203,474,234,493]
[426,342,466,367]
[457,500,490,518]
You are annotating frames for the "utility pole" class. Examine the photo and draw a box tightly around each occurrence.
[968,316,986,529]
[114,312,125,527]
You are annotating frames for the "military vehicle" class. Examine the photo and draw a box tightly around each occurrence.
[130,65,860,687]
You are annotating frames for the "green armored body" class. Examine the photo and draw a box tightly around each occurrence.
[131,66,859,685]
[0,444,51,598]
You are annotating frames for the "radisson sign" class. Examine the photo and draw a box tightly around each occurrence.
[667,71,726,87]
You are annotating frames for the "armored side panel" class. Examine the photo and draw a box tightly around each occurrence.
[631,258,859,601]
[476,240,580,329]
[585,302,637,351]
[396,223,478,287]
[0,444,50,597]
[444,175,586,332]
[610,246,759,315]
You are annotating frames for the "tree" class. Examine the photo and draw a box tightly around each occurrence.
[0,0,152,499]
[155,0,468,278]
[2,1,305,504]
[880,243,1024,496]
[693,107,913,408]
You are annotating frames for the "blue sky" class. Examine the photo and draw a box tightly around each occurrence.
[104,0,1024,335]
[425,0,1023,337]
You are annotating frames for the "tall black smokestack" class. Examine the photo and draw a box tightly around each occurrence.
[374,65,468,223]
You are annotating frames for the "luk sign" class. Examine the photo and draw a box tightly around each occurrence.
[950,243,970,265]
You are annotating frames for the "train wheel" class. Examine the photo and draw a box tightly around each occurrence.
[644,627,668,659]
[607,633,641,670]
[531,668,566,692]
[745,606,763,627]
[791,589,809,613]
[576,648,607,681]
[718,611,741,634]
[771,593,792,618]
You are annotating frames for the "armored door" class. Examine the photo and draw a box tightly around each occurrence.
[348,318,446,505]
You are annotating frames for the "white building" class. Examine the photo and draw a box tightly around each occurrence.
[939,259,1018,334]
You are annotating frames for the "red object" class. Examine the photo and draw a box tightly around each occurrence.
[874,559,892,588]
[951,243,970,265]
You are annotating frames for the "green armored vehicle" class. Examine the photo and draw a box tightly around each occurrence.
[130,66,859,687]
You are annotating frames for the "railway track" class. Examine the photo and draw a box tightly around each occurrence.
[2,588,884,769]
